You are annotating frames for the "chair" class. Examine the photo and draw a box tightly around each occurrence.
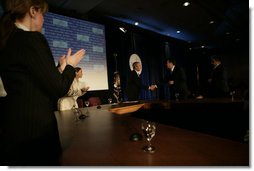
[77,98,84,108]
[88,97,101,106]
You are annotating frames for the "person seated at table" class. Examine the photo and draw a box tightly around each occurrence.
[58,67,90,111]
[112,71,122,103]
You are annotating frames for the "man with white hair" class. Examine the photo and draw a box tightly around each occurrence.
[126,62,156,101]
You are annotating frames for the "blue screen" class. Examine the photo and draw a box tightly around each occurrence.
[43,12,108,90]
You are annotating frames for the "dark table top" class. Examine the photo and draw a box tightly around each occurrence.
[141,98,245,110]
[55,104,249,166]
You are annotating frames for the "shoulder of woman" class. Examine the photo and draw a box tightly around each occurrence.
[28,31,47,43]
[13,29,47,47]
[26,31,51,52]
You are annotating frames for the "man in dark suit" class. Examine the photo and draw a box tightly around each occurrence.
[126,62,156,101]
[164,58,190,100]
[207,55,229,98]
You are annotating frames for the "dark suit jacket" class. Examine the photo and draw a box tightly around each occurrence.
[0,28,75,165]
[126,70,148,101]
[164,66,190,99]
[208,64,229,97]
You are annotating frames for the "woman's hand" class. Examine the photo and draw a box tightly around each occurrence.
[81,86,90,92]
[58,54,67,72]
[66,48,86,67]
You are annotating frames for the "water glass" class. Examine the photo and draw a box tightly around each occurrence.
[141,120,156,153]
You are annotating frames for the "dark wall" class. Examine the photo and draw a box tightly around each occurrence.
[186,45,249,98]
[1,4,248,103]
[102,19,190,101]
[0,4,3,15]
[45,8,249,102]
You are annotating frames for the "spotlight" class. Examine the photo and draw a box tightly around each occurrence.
[209,20,215,24]
[119,27,127,33]
[183,2,190,7]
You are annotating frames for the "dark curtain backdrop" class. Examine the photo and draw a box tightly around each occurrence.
[105,24,190,101]
[0,6,247,103]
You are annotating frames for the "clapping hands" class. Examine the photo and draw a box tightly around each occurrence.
[81,86,90,92]
[168,80,174,85]
[66,48,85,67]
[58,48,86,71]
[149,85,157,91]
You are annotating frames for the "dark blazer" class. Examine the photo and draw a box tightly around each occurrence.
[126,70,148,101]
[164,66,190,99]
[0,28,75,165]
[208,64,229,97]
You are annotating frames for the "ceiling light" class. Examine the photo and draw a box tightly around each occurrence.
[119,27,127,33]
[183,2,190,6]
[209,20,215,24]
[134,22,139,26]
[177,30,181,34]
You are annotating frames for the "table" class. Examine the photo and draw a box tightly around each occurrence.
[55,104,249,166]
[134,98,248,141]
